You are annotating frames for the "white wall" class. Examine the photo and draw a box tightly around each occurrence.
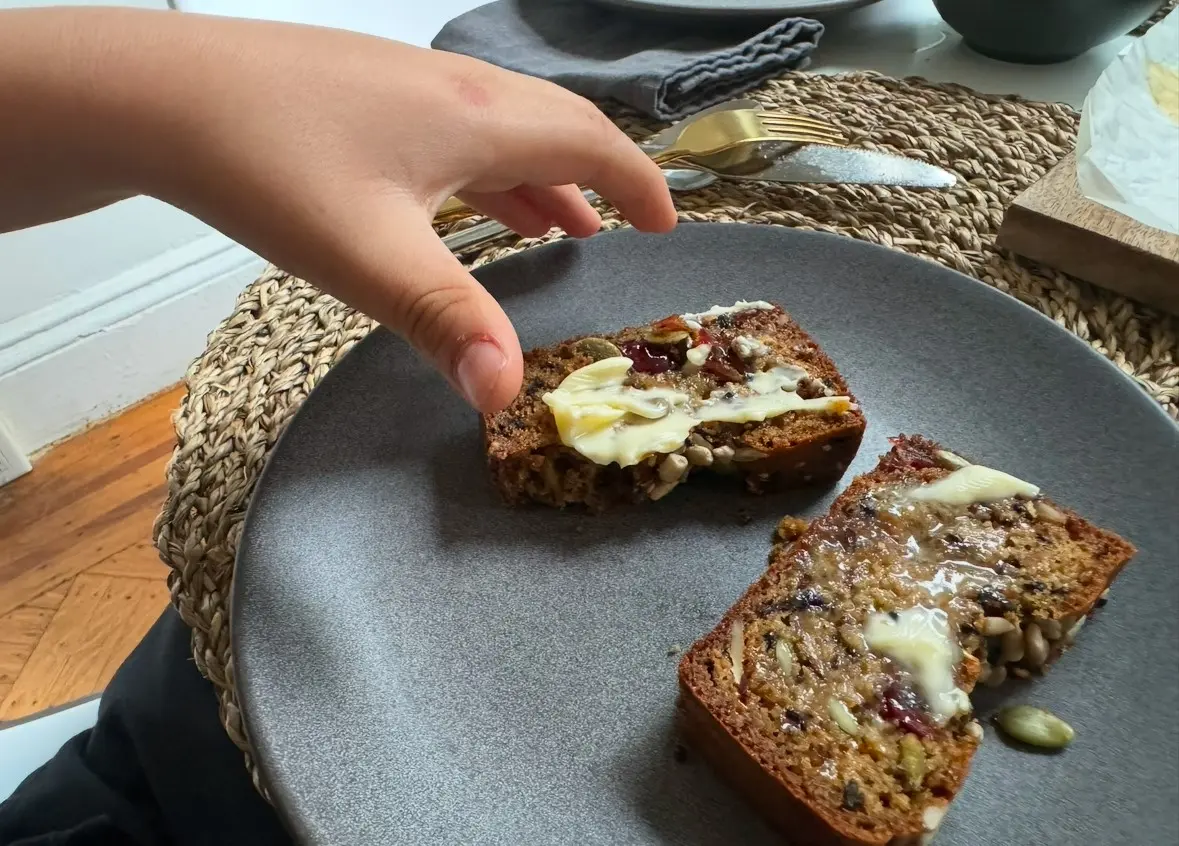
[174,1,477,49]
[0,0,264,459]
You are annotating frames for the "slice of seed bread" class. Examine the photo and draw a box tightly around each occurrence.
[678,435,1136,846]
[482,303,866,509]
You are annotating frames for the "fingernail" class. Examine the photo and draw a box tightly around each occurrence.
[455,334,507,410]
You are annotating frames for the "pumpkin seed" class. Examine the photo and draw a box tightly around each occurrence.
[935,450,971,470]
[572,337,621,360]
[996,705,1075,749]
[899,734,926,790]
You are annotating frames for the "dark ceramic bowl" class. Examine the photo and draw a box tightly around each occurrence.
[933,0,1162,64]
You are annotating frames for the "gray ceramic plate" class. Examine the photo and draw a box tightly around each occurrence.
[589,0,878,17]
[235,224,1179,846]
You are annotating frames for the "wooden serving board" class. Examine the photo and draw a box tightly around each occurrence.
[997,153,1179,315]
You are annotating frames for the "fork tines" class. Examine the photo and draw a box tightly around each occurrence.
[757,111,847,146]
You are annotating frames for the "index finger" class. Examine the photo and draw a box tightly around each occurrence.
[472,79,678,233]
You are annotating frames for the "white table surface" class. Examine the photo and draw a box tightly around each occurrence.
[175,0,1131,108]
[4,0,1133,804]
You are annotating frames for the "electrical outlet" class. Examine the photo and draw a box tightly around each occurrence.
[0,417,31,486]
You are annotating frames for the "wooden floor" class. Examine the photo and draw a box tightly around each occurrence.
[0,388,182,722]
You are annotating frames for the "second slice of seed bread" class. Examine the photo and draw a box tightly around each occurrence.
[678,435,1136,846]
[482,303,866,510]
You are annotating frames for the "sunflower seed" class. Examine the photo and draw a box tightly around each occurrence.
[966,720,984,741]
[1024,622,1049,667]
[828,698,860,736]
[712,445,735,464]
[1000,628,1025,664]
[1064,616,1086,644]
[1038,619,1063,641]
[648,479,679,501]
[732,447,768,462]
[922,803,948,833]
[774,640,795,678]
[1036,501,1068,524]
[541,461,561,493]
[983,665,1007,687]
[644,329,689,344]
[572,337,621,360]
[658,453,690,483]
[996,705,1075,749]
[728,621,745,686]
[980,616,1015,636]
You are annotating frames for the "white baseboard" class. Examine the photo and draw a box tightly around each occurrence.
[0,234,265,456]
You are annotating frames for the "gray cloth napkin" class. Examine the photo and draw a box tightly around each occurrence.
[432,0,823,120]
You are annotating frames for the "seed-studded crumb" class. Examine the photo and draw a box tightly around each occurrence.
[482,304,866,509]
[678,435,1136,846]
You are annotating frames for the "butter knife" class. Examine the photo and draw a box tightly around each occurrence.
[680,144,958,189]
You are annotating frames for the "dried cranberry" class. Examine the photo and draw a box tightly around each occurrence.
[783,709,809,731]
[790,587,829,611]
[695,328,717,347]
[701,344,746,383]
[976,585,1014,617]
[888,436,938,470]
[618,340,680,374]
[762,588,829,616]
[879,682,934,737]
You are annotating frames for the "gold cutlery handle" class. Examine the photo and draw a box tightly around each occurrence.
[435,196,474,225]
[434,187,601,227]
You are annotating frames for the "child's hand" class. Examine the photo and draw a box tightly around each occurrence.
[0,9,678,412]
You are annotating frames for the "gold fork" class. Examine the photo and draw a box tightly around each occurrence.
[647,109,844,164]
[433,109,845,225]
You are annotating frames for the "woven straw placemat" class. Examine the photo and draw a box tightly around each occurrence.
[154,71,1178,793]
[1134,0,1176,35]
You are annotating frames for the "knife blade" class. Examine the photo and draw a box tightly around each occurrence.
[691,144,959,189]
